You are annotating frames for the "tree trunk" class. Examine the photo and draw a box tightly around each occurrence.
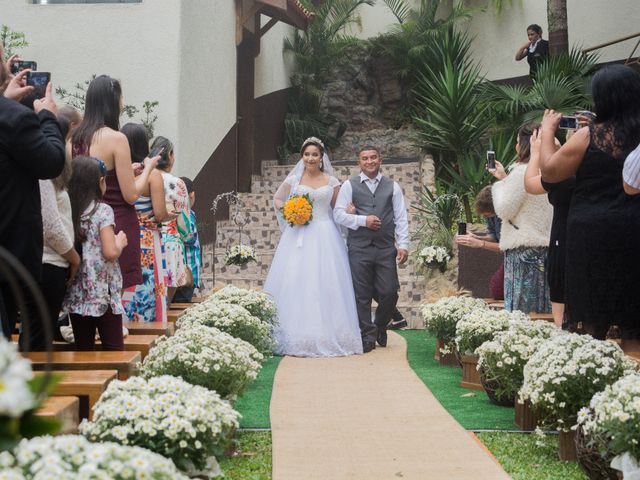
[547,0,568,55]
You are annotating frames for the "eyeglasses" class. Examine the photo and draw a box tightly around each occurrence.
[91,157,107,176]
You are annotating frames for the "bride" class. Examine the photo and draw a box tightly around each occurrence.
[264,137,363,357]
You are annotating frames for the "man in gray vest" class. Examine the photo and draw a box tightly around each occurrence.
[334,146,409,353]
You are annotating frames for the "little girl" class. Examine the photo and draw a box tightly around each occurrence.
[63,156,128,350]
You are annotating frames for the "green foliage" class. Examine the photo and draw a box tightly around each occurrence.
[56,75,160,136]
[0,25,28,59]
[412,184,461,253]
[280,0,373,160]
[218,432,272,480]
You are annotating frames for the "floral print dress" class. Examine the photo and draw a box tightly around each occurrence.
[161,173,191,288]
[63,202,123,317]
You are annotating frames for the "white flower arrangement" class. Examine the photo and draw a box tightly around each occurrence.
[79,375,239,477]
[224,244,256,266]
[0,434,189,479]
[520,333,636,431]
[579,372,640,463]
[0,337,35,418]
[477,319,564,402]
[421,296,488,345]
[417,246,451,272]
[177,301,273,355]
[207,285,278,325]
[455,309,530,355]
[140,324,263,399]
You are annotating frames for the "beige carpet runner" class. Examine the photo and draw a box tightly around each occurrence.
[270,331,511,479]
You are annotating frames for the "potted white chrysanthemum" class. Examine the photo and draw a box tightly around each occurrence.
[177,301,273,355]
[207,285,278,324]
[224,244,257,266]
[79,375,239,477]
[519,333,636,461]
[0,435,189,478]
[416,245,451,273]
[141,324,263,399]
[421,296,488,366]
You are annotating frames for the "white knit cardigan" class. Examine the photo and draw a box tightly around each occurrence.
[491,163,553,251]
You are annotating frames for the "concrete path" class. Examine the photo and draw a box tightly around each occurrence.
[270,331,511,480]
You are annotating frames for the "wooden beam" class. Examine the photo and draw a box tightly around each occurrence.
[259,17,279,38]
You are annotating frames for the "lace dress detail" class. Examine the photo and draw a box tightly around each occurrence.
[265,178,364,357]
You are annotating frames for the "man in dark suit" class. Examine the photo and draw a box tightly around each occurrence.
[0,50,65,340]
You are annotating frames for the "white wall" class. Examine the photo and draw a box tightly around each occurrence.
[1,0,182,148]
[177,0,237,179]
[254,17,294,98]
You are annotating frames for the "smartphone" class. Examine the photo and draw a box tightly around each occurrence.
[26,71,50,99]
[486,150,496,170]
[149,145,165,158]
[10,60,37,75]
[559,116,577,130]
[458,222,467,235]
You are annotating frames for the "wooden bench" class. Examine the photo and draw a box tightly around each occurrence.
[627,352,640,364]
[35,370,117,420]
[529,313,554,322]
[15,335,159,360]
[167,310,183,323]
[169,302,198,310]
[124,322,174,336]
[24,351,141,380]
[37,396,79,434]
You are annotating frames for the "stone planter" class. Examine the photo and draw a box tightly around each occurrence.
[435,338,460,367]
[514,399,540,431]
[559,429,578,462]
[460,355,483,390]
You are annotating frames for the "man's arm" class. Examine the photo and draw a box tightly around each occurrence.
[392,182,409,264]
[333,181,366,230]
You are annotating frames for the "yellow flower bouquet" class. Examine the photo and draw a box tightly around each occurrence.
[281,194,313,227]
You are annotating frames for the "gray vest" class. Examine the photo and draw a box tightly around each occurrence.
[347,175,396,248]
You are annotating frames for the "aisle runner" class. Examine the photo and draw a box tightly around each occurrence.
[270,332,510,479]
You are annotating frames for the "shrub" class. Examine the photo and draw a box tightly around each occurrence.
[207,285,277,325]
[455,309,529,355]
[422,296,487,344]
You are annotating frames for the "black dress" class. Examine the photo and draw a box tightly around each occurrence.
[564,129,640,339]
[541,177,575,303]
[527,39,549,78]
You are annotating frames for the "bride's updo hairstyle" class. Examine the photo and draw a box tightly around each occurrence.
[301,136,325,172]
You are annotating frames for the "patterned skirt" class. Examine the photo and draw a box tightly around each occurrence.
[504,247,551,314]
[123,226,167,323]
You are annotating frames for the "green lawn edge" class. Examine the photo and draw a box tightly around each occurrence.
[235,355,282,429]
[396,329,515,430]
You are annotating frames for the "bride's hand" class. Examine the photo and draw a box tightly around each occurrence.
[345,202,356,214]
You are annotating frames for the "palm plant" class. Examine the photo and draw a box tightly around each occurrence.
[280,0,373,160]
[412,183,461,253]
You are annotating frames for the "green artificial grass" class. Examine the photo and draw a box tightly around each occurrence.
[397,330,515,430]
[219,431,272,480]
[235,355,282,429]
[477,432,587,479]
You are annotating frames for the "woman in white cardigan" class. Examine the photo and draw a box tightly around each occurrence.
[490,123,553,314]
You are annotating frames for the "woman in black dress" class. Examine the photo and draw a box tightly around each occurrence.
[539,65,640,346]
[515,24,549,79]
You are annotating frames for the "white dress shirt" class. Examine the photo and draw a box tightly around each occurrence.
[623,142,640,189]
[334,171,410,250]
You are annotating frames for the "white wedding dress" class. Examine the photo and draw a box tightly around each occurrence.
[264,175,363,357]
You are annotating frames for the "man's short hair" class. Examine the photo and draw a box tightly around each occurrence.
[358,146,379,156]
[180,176,194,194]
[475,185,495,215]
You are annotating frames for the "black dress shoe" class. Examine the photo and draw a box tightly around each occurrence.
[388,318,407,330]
[363,340,376,353]
[376,327,388,347]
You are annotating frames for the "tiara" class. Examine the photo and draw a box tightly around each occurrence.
[302,136,325,150]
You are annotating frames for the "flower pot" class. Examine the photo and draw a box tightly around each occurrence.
[460,355,483,390]
[559,429,578,462]
[479,370,514,407]
[575,423,619,480]
[435,338,460,367]
[514,399,540,431]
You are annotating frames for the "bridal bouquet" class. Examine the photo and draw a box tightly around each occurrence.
[520,333,635,431]
[141,324,263,399]
[79,375,239,477]
[207,285,278,324]
[417,246,451,273]
[0,435,189,479]
[224,244,256,266]
[281,193,313,226]
[176,301,273,354]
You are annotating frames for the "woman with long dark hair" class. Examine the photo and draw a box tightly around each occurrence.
[540,65,640,346]
[69,75,158,297]
[121,123,171,323]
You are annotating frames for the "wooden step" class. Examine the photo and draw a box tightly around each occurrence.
[124,322,174,336]
[24,351,141,380]
[627,351,640,364]
[15,335,159,360]
[37,396,79,434]
[34,370,117,420]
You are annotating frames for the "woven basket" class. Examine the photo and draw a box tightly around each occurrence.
[575,423,618,480]
[479,369,515,407]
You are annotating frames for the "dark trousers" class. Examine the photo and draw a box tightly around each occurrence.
[20,263,68,351]
[1,282,38,343]
[173,286,194,303]
[349,244,400,344]
[70,306,124,351]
